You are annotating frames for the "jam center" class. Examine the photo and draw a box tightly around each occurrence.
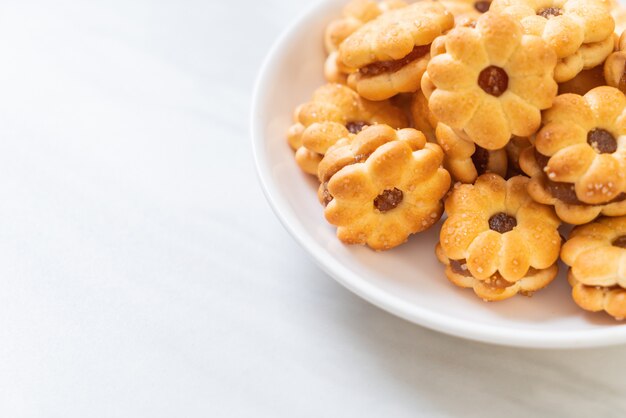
[484,274,514,289]
[537,7,562,18]
[587,128,617,154]
[360,44,430,77]
[320,182,333,207]
[489,212,517,233]
[346,121,369,134]
[450,259,472,277]
[471,146,490,175]
[374,188,403,212]
[545,178,626,205]
[478,66,508,97]
[474,1,491,13]
[546,180,581,205]
[613,235,626,248]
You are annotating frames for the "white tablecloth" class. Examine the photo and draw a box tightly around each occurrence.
[1,0,625,416]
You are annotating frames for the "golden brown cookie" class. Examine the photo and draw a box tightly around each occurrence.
[339,1,454,101]
[437,174,561,301]
[527,87,626,207]
[604,30,626,93]
[287,83,408,175]
[554,36,615,82]
[316,124,416,202]
[491,0,615,82]
[323,125,450,250]
[323,0,407,83]
[423,12,557,150]
[519,146,626,225]
[435,123,507,183]
[324,0,408,53]
[561,216,626,319]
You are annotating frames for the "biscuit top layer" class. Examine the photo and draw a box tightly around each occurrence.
[339,1,454,68]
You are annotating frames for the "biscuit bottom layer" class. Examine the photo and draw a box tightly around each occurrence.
[359,44,431,77]
[450,259,516,290]
[568,270,626,320]
[449,259,539,290]
[435,243,558,301]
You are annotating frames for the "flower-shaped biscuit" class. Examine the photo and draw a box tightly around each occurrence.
[604,30,626,93]
[287,83,407,175]
[491,0,615,82]
[316,124,415,205]
[324,125,450,250]
[437,174,562,301]
[561,216,626,319]
[530,87,626,206]
[339,1,454,101]
[409,88,508,182]
[520,145,626,224]
[323,0,407,84]
[324,0,407,53]
[435,123,507,183]
[423,12,557,150]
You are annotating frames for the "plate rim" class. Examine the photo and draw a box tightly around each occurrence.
[250,0,626,349]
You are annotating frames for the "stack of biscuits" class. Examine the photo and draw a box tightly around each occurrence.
[285,0,626,319]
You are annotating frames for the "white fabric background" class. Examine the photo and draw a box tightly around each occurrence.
[0,0,625,416]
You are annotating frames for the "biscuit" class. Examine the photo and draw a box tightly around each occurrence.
[519,146,626,224]
[435,123,507,183]
[552,36,615,82]
[530,87,626,206]
[604,31,626,93]
[323,125,450,250]
[424,12,557,150]
[491,0,615,82]
[288,83,408,175]
[317,124,414,195]
[323,0,407,84]
[437,174,561,301]
[324,0,408,53]
[561,216,626,319]
[339,1,454,101]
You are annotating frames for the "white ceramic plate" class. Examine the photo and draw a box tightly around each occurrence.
[251,0,626,348]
